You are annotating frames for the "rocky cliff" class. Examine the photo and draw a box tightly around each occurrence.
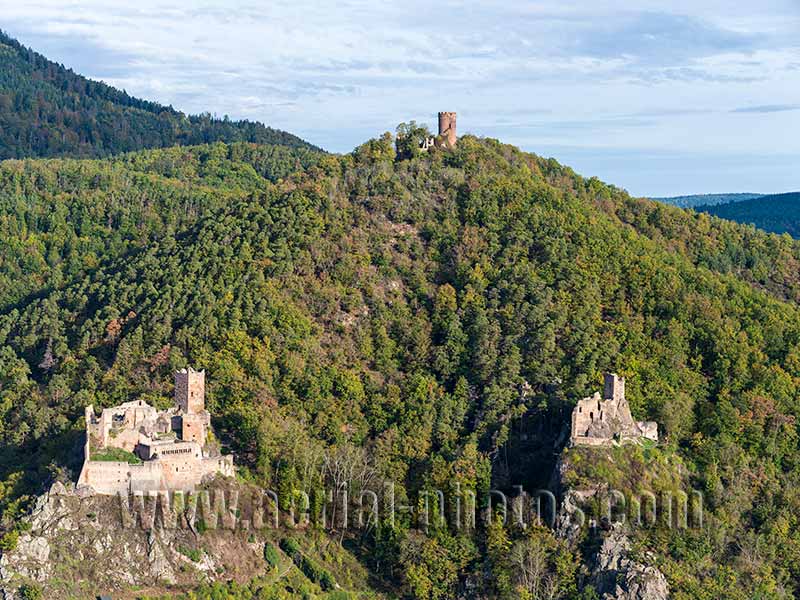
[553,451,671,600]
[0,481,269,598]
[590,530,670,600]
[0,476,382,599]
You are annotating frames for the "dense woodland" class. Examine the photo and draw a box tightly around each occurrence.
[1,131,800,598]
[0,31,320,160]
[699,192,800,238]
[3,30,800,597]
[655,193,763,209]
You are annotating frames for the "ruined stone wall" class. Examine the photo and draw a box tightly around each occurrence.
[79,460,166,495]
[93,401,157,450]
[159,454,204,490]
[571,393,620,439]
[78,408,93,488]
[102,427,142,453]
[161,455,234,490]
[637,421,658,441]
[79,454,233,495]
[140,440,202,461]
[603,373,625,402]
[569,373,658,446]
[571,435,615,447]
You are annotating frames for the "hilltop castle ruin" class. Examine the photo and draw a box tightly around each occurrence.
[570,373,658,446]
[78,368,234,495]
[406,111,458,152]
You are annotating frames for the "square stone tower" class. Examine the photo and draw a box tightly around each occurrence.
[603,373,625,402]
[438,112,457,147]
[181,412,206,444]
[175,367,205,414]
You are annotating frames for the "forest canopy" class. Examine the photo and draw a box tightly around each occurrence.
[0,30,321,160]
[1,134,800,598]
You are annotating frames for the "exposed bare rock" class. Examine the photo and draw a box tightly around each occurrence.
[48,481,68,496]
[0,587,16,600]
[0,479,272,596]
[554,488,596,544]
[591,529,669,600]
[551,450,669,600]
[75,484,95,499]
[147,530,176,584]
[0,535,50,582]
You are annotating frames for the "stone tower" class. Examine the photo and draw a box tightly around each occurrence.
[603,373,625,402]
[438,111,457,147]
[175,367,205,414]
[569,372,657,446]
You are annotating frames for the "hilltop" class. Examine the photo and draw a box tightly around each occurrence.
[0,30,321,159]
[2,135,800,598]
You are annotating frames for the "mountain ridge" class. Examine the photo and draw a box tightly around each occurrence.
[651,192,764,208]
[0,30,321,159]
[698,191,800,237]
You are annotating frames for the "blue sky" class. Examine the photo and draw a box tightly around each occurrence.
[1,0,798,196]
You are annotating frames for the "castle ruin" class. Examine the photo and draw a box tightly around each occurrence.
[438,111,457,147]
[570,373,658,446]
[78,368,234,495]
[402,111,458,152]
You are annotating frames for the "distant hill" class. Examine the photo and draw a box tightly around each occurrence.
[652,192,763,208]
[699,191,800,237]
[0,30,321,159]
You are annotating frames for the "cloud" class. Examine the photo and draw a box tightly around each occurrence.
[571,12,762,63]
[0,0,798,195]
[732,104,800,113]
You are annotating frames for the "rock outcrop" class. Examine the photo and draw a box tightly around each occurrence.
[591,529,669,600]
[552,450,670,600]
[555,490,669,599]
[0,479,267,597]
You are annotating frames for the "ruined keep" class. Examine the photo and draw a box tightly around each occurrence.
[175,366,205,413]
[570,373,658,446]
[78,367,234,495]
[398,111,458,153]
[438,111,457,147]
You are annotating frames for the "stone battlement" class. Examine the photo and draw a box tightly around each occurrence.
[78,368,233,495]
[570,373,658,447]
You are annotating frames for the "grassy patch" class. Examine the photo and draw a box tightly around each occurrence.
[263,542,281,569]
[178,545,203,562]
[91,447,142,464]
[561,443,684,495]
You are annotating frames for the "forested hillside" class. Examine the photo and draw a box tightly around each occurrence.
[3,135,800,598]
[0,142,321,309]
[653,192,763,209]
[0,31,320,159]
[699,192,800,237]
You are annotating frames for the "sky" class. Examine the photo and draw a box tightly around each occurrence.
[1,0,798,197]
